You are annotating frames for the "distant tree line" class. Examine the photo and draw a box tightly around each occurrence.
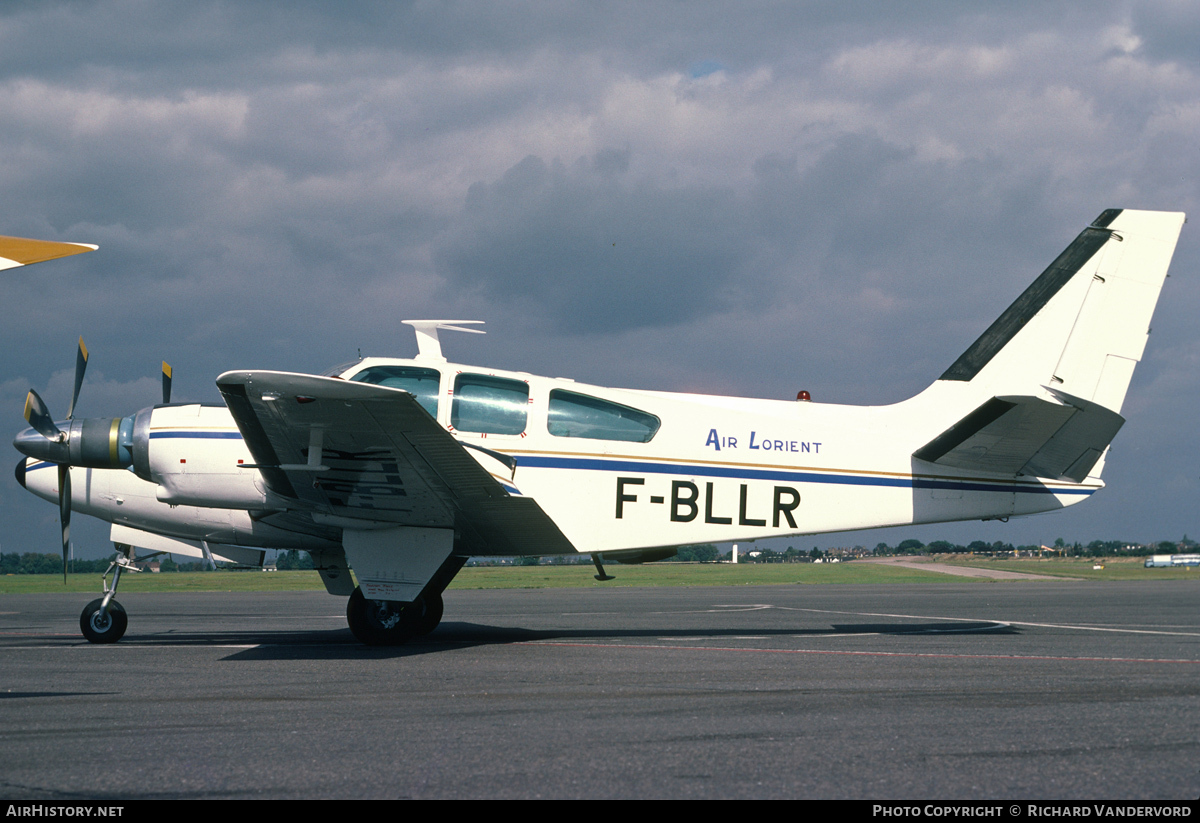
[0,552,104,575]
[2,552,215,575]
[5,536,1196,574]
[276,550,314,570]
[669,544,722,562]
[732,546,822,563]
[869,537,1195,558]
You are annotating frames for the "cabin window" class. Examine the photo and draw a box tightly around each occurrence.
[349,366,441,417]
[547,390,660,442]
[452,374,529,435]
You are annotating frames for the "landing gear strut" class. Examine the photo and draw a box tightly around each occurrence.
[345,587,444,646]
[78,543,159,644]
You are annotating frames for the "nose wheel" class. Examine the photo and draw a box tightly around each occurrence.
[80,598,127,643]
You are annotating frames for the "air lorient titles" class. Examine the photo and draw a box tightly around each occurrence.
[705,428,821,454]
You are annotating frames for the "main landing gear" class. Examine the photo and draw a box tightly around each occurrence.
[345,586,444,646]
[79,543,157,644]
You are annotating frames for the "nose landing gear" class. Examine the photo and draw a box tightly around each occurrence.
[80,598,127,643]
[78,543,159,644]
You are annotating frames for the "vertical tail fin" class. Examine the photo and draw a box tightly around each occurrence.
[939,209,1185,413]
[914,209,1185,482]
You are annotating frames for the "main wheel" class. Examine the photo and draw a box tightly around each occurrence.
[80,599,127,644]
[411,591,443,637]
[346,587,416,646]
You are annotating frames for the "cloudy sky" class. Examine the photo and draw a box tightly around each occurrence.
[2,1,1199,558]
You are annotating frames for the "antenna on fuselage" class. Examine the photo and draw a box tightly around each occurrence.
[401,320,485,362]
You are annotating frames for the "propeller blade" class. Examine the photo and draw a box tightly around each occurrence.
[23,389,62,440]
[66,337,88,420]
[58,463,71,584]
[162,361,172,405]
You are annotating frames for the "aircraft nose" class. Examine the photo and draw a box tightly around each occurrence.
[14,457,26,488]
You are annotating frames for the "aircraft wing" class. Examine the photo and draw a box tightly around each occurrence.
[0,234,97,271]
[912,389,1124,482]
[215,371,577,556]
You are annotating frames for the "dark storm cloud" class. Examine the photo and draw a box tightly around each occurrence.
[434,152,753,332]
[431,132,1066,345]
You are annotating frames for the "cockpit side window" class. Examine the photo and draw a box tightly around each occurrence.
[547,390,660,442]
[452,374,529,435]
[349,366,441,417]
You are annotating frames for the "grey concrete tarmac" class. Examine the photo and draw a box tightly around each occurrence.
[1,582,1197,799]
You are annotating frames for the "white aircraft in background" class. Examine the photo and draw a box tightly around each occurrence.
[10,209,1187,645]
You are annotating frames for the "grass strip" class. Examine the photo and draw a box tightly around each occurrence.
[2,558,1193,594]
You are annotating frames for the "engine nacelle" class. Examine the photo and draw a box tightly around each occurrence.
[15,402,269,510]
[132,404,269,509]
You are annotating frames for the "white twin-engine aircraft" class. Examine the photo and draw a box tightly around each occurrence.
[10,209,1187,645]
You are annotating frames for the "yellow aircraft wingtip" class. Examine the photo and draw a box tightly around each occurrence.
[0,234,97,269]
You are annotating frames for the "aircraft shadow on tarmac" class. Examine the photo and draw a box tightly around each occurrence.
[189,619,1019,661]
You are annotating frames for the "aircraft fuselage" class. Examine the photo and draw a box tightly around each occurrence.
[19,356,1090,557]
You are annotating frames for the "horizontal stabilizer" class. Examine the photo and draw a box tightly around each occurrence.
[914,389,1124,482]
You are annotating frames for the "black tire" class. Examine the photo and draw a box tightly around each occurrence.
[80,598,127,644]
[411,591,443,637]
[346,587,415,646]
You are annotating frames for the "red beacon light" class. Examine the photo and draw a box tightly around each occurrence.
[796,390,811,402]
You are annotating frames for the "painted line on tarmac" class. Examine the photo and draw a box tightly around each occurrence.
[998,620,1200,637]
[523,640,1200,664]
[647,604,774,614]
[775,606,1200,638]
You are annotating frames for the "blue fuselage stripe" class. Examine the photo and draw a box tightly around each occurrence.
[38,431,1094,497]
